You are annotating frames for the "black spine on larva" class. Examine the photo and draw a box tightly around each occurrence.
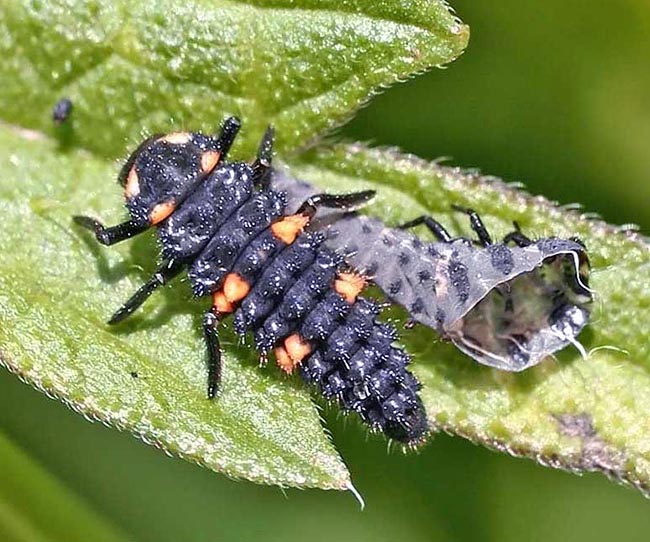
[227,226,428,444]
[188,189,287,296]
[232,233,323,334]
[254,248,343,352]
[298,295,428,444]
[157,164,254,261]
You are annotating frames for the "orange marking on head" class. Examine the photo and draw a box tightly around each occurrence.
[149,201,176,225]
[212,291,234,314]
[222,273,250,303]
[284,333,312,364]
[200,150,221,173]
[160,132,192,144]
[124,166,140,198]
[274,346,295,374]
[334,272,367,303]
[270,214,310,244]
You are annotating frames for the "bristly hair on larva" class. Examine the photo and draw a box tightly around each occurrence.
[73,117,429,446]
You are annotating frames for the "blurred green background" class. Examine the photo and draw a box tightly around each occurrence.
[2,1,650,541]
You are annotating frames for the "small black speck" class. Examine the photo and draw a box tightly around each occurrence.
[130,371,139,379]
[426,245,439,257]
[362,223,373,234]
[366,261,379,275]
[52,97,73,124]
[417,269,431,283]
[398,252,410,266]
[410,298,424,314]
[382,235,393,246]
[388,280,403,295]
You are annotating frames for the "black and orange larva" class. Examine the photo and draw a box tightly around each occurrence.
[74,118,428,445]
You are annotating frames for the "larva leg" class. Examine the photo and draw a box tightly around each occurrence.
[108,260,185,324]
[451,205,493,246]
[503,221,533,247]
[396,215,452,242]
[73,215,149,246]
[296,191,376,217]
[215,116,242,161]
[251,125,275,186]
[203,308,223,399]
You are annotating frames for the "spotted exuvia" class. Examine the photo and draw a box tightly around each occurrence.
[273,172,594,372]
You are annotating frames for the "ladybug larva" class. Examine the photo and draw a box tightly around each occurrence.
[272,171,594,371]
[74,117,429,445]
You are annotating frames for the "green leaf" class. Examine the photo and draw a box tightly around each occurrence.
[289,143,650,494]
[0,124,349,489]
[0,430,127,542]
[0,0,468,158]
[0,0,468,488]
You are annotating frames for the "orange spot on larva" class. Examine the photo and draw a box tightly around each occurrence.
[124,166,140,198]
[200,150,221,173]
[160,132,192,144]
[334,272,367,303]
[284,333,312,364]
[212,291,234,314]
[270,214,310,244]
[149,201,176,225]
[274,346,295,374]
[222,273,250,303]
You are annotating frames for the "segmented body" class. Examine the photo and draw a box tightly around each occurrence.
[167,168,426,443]
[76,120,428,445]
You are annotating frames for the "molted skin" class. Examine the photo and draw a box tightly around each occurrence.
[271,169,593,371]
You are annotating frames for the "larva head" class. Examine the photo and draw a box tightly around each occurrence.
[442,239,593,370]
[118,132,225,227]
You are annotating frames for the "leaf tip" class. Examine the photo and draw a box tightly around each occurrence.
[346,480,366,510]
